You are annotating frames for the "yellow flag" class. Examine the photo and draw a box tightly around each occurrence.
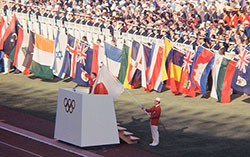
[123,46,132,89]
[162,38,174,81]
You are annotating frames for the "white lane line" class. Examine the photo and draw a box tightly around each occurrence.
[0,140,43,157]
[0,122,102,157]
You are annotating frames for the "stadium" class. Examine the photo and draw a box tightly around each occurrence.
[0,0,250,156]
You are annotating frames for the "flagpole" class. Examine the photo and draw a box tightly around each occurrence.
[124,88,150,117]
[97,61,150,117]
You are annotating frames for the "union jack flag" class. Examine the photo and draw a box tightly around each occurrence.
[236,49,250,73]
[182,51,195,73]
[77,41,88,66]
[66,34,89,78]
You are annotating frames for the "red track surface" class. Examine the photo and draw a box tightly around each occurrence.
[0,129,79,157]
[0,106,159,157]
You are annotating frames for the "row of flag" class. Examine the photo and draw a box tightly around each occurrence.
[0,14,250,103]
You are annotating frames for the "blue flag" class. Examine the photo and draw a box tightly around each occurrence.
[190,46,215,96]
[0,51,4,72]
[231,50,250,95]
[72,44,93,86]
[104,42,122,77]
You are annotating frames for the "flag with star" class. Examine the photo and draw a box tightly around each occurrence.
[0,14,19,59]
[0,16,7,42]
[64,34,88,78]
[72,39,95,86]
[64,34,94,86]
[231,49,250,95]
[12,26,29,73]
[52,30,68,79]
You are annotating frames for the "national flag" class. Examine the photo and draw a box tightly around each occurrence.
[211,53,223,99]
[129,40,142,87]
[178,50,196,97]
[0,16,7,41]
[104,42,122,77]
[22,31,35,75]
[245,26,250,38]
[92,44,99,75]
[147,42,165,92]
[231,49,250,95]
[118,43,132,89]
[216,58,237,103]
[29,34,55,80]
[0,51,4,60]
[92,65,125,100]
[12,26,29,72]
[235,49,250,73]
[165,48,185,94]
[72,41,94,86]
[246,45,250,51]
[65,34,89,78]
[65,34,81,78]
[0,51,3,71]
[141,44,152,89]
[0,14,19,57]
[52,30,68,79]
[190,46,215,96]
[162,38,174,82]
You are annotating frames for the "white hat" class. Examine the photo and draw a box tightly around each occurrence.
[67,7,72,12]
[155,97,161,102]
[142,3,147,8]
[219,20,224,24]
[86,5,91,9]
[54,4,60,9]
[243,20,249,25]
[47,5,52,10]
[87,10,91,14]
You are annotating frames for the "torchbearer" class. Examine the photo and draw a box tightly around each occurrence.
[141,97,161,146]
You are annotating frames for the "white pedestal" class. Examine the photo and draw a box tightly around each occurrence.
[54,88,120,147]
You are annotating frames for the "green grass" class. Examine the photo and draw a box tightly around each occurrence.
[1,72,250,156]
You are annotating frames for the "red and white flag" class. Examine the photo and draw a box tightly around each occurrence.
[91,65,125,100]
[12,26,28,72]
[0,16,7,41]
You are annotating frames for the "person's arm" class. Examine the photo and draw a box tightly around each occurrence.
[145,108,152,113]
[141,106,151,113]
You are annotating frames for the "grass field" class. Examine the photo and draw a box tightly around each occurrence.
[1,72,250,157]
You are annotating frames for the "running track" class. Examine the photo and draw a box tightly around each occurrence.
[0,106,159,157]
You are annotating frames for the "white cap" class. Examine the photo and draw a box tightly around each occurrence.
[67,7,72,12]
[155,97,161,102]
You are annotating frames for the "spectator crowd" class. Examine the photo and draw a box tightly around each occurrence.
[1,0,249,97]
[2,0,250,57]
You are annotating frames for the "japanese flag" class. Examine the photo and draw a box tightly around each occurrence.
[91,65,125,100]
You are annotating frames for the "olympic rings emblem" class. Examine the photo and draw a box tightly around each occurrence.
[64,97,76,113]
